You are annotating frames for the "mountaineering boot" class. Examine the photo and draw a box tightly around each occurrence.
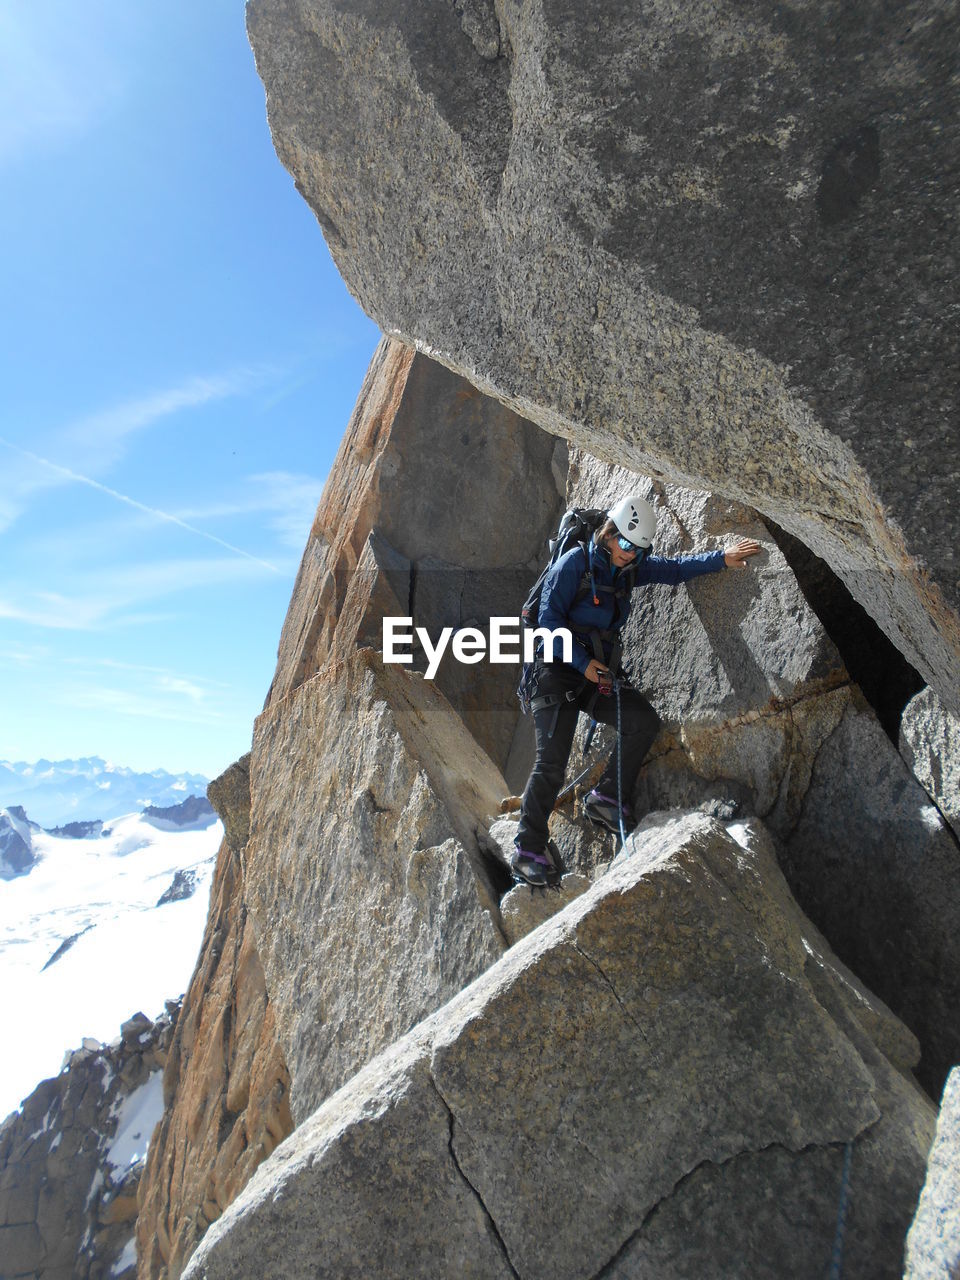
[583,788,635,836]
[511,839,561,888]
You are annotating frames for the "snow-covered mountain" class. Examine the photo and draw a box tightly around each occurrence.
[0,806,37,877]
[0,757,211,829]
[0,804,221,1120]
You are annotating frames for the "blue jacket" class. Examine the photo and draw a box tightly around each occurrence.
[538,540,726,675]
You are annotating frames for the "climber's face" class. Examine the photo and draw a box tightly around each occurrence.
[608,534,640,569]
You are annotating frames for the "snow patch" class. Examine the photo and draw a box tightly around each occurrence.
[0,813,220,1117]
[86,1168,104,1210]
[106,1071,165,1174]
[111,1236,138,1275]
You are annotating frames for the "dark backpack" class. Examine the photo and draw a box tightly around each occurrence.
[516,508,635,713]
[519,507,607,631]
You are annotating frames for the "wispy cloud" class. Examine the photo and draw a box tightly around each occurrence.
[0,555,279,633]
[62,655,230,688]
[157,675,208,703]
[0,366,279,535]
[0,8,128,165]
[0,596,102,631]
[174,470,324,550]
[61,683,227,726]
[0,437,282,574]
[60,368,273,458]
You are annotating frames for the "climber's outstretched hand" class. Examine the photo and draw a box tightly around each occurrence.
[724,539,763,569]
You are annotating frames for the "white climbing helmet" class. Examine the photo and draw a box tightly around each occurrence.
[607,494,657,549]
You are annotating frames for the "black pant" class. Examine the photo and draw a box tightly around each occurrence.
[517,663,662,853]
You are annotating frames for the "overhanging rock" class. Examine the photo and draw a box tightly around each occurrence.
[246,0,960,718]
[182,812,935,1280]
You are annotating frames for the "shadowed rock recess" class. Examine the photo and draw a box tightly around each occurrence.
[246,0,960,719]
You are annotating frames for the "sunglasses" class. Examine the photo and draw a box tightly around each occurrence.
[616,535,644,554]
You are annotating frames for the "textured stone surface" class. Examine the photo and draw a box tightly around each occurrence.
[136,829,293,1280]
[246,0,960,717]
[246,647,508,1122]
[206,755,251,853]
[905,1069,960,1280]
[182,812,934,1280]
[480,817,591,944]
[781,692,960,1099]
[498,872,590,944]
[901,686,960,842]
[0,1013,174,1280]
[265,335,564,781]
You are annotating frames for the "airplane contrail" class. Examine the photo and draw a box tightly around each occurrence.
[0,436,283,575]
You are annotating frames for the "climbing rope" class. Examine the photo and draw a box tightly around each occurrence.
[615,680,628,850]
[827,1142,854,1279]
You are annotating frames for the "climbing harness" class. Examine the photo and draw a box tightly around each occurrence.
[826,1142,854,1280]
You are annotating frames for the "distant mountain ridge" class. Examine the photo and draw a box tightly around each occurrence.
[0,757,211,828]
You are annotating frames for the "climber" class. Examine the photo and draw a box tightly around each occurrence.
[512,494,762,885]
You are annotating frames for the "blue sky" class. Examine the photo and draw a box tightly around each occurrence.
[0,2,380,778]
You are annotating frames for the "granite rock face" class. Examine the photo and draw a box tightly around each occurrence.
[240,338,572,1122]
[265,336,565,782]
[900,686,960,841]
[206,754,251,853]
[246,0,960,717]
[779,690,960,1100]
[905,1069,960,1280]
[181,812,935,1280]
[136,759,292,1280]
[246,647,508,1122]
[0,1012,175,1280]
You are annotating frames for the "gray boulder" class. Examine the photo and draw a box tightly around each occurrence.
[182,812,934,1280]
[246,0,960,716]
[905,1069,960,1280]
[900,686,960,842]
